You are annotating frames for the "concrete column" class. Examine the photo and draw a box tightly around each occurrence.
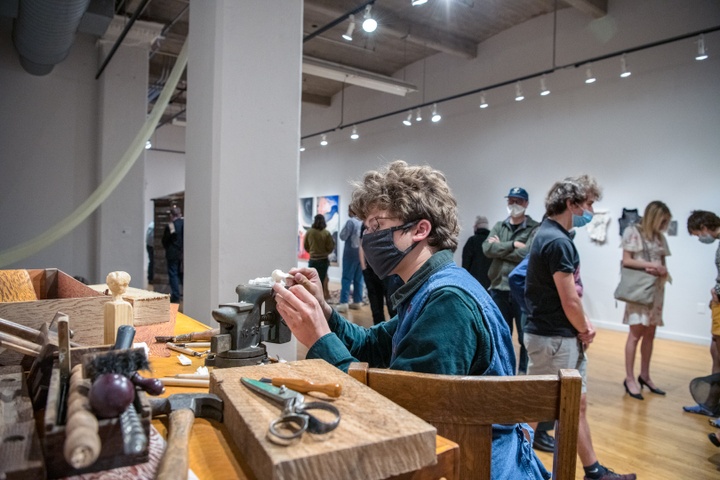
[96,17,162,286]
[186,1,302,360]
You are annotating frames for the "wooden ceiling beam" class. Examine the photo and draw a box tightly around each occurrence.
[564,0,607,19]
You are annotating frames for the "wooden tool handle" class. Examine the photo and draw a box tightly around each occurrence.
[64,425,101,469]
[0,331,42,356]
[156,408,195,480]
[174,329,218,343]
[272,378,342,398]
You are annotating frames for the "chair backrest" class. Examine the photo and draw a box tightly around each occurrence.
[348,363,581,480]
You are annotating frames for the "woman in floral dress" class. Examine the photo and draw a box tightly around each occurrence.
[622,201,672,400]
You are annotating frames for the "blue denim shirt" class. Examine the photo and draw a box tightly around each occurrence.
[309,250,549,479]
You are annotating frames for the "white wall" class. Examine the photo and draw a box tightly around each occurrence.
[0,19,100,280]
[298,0,720,344]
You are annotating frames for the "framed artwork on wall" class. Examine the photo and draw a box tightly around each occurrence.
[297,195,340,265]
[297,197,313,260]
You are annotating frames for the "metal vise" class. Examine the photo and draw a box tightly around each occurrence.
[205,284,291,368]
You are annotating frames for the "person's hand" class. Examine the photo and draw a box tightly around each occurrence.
[272,282,331,348]
[578,321,595,347]
[488,235,500,244]
[645,264,667,277]
[513,241,526,249]
[286,267,324,302]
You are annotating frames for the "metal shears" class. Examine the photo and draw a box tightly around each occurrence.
[241,377,341,443]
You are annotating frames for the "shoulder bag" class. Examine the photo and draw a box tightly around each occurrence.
[613,230,657,307]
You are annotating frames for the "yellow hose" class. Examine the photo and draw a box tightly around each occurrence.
[0,40,188,268]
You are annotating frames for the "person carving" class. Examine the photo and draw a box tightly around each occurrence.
[272,160,549,480]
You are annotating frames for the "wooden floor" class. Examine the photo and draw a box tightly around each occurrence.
[298,290,720,479]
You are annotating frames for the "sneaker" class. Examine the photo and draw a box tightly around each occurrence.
[349,303,363,310]
[335,303,348,313]
[583,466,636,480]
[532,430,555,452]
[683,404,716,416]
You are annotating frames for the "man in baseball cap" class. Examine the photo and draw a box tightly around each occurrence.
[482,187,538,374]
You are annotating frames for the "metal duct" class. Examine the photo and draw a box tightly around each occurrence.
[12,0,91,75]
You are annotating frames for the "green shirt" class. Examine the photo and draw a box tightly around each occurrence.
[482,216,539,291]
[308,250,492,375]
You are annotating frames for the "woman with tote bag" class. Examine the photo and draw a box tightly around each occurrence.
[621,201,672,400]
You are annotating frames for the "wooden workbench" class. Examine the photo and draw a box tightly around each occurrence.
[150,313,459,480]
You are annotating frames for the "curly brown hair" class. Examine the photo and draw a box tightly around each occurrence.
[545,174,603,217]
[687,210,720,233]
[349,160,460,252]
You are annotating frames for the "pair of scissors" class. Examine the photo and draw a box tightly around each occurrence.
[241,377,341,444]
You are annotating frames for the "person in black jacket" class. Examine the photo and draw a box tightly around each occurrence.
[461,215,492,290]
[162,206,184,303]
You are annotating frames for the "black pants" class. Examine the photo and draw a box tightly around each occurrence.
[363,267,386,325]
[308,258,330,289]
[146,245,154,283]
[489,289,527,374]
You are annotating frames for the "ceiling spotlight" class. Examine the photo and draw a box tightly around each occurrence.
[585,66,596,84]
[479,92,488,109]
[619,54,632,78]
[145,140,152,150]
[431,103,441,122]
[350,125,359,140]
[696,34,708,61]
[320,134,328,146]
[415,108,423,122]
[514,82,524,101]
[412,0,429,5]
[362,5,377,33]
[403,111,413,126]
[342,15,355,41]
[299,143,305,152]
[540,75,550,96]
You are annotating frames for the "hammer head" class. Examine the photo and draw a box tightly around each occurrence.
[150,393,223,422]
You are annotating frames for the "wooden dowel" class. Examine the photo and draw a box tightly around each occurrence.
[159,377,210,388]
[0,331,43,356]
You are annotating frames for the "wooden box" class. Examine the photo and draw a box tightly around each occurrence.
[42,365,151,478]
[0,269,108,365]
[210,359,437,480]
[87,285,170,327]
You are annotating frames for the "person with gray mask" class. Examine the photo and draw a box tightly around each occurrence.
[684,210,720,419]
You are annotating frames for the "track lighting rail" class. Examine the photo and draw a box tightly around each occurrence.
[301,24,720,142]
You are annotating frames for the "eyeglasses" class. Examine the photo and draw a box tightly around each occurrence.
[364,216,399,234]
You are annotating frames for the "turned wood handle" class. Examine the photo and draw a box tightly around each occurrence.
[156,408,195,480]
[63,425,101,468]
[272,377,342,398]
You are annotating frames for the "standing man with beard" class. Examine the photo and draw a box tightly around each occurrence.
[272,161,549,480]
[482,187,539,375]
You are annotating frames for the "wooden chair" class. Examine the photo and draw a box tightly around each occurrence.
[348,363,581,480]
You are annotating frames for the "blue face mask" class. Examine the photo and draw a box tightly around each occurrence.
[361,221,419,279]
[699,234,716,244]
[572,209,593,228]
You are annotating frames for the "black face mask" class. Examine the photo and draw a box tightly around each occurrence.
[361,221,419,279]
